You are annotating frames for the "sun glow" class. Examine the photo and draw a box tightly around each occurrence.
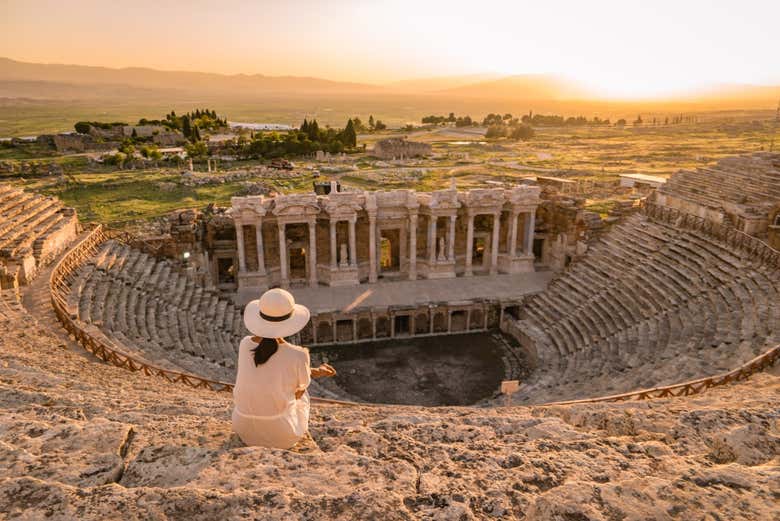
[2,0,779,98]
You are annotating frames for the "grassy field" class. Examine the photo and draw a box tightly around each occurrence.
[11,169,318,225]
[5,113,777,227]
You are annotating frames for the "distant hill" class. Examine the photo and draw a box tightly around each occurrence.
[437,74,594,100]
[0,57,384,98]
[2,58,777,105]
[386,74,502,93]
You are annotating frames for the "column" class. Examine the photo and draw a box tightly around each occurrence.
[308,220,317,287]
[448,215,456,261]
[409,213,417,280]
[348,217,357,268]
[525,210,536,256]
[277,222,288,287]
[329,219,338,269]
[368,211,377,283]
[508,211,519,258]
[490,212,500,275]
[465,213,474,276]
[255,220,266,275]
[427,216,436,266]
[235,220,246,272]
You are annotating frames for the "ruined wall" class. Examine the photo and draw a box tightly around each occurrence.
[372,138,432,159]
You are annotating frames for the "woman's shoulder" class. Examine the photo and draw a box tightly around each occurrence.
[281,341,309,357]
[239,336,257,350]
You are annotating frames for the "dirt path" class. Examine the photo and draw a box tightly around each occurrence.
[20,230,98,361]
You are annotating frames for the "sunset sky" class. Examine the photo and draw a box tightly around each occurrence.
[3,0,779,98]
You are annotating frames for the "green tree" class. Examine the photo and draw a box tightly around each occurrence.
[509,124,535,141]
[342,119,357,147]
[307,119,320,141]
[373,120,387,130]
[368,115,375,130]
[74,122,91,134]
[185,141,208,158]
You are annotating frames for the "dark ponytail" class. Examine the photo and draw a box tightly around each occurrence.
[252,337,279,366]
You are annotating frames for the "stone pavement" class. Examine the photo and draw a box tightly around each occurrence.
[288,271,554,314]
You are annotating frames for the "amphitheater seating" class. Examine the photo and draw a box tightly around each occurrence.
[515,212,780,403]
[657,153,780,210]
[3,283,779,520]
[0,183,79,285]
[67,240,246,382]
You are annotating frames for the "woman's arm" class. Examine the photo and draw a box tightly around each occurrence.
[311,363,337,378]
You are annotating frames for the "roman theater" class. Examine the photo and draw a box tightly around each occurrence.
[1,153,779,518]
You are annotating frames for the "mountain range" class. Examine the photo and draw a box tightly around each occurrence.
[3,57,778,104]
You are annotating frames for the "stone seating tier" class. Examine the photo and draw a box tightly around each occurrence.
[0,183,79,285]
[516,212,779,403]
[658,153,780,209]
[68,241,247,382]
[3,284,779,519]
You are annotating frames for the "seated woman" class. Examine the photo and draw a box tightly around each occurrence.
[232,288,335,449]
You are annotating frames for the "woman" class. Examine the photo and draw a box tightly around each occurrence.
[232,288,335,449]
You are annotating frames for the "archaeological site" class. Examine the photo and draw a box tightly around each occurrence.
[1,149,778,518]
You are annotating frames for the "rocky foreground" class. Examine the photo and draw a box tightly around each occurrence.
[1,303,779,520]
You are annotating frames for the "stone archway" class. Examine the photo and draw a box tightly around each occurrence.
[357,317,373,340]
[469,309,483,330]
[316,321,333,343]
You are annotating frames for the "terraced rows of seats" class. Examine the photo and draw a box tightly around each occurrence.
[515,212,780,404]
[2,287,779,520]
[0,183,78,284]
[67,240,246,382]
[657,152,780,209]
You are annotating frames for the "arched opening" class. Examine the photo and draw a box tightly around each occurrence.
[450,310,467,332]
[357,317,373,340]
[316,321,333,344]
[469,309,483,330]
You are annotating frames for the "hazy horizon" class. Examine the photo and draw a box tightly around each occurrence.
[3,0,780,99]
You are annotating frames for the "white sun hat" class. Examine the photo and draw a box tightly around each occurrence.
[243,288,311,339]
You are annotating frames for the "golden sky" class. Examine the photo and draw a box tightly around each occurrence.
[2,0,779,97]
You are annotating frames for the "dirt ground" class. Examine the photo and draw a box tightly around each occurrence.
[311,332,512,406]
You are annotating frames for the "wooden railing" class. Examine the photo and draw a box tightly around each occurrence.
[49,224,235,393]
[47,220,779,408]
[541,344,779,406]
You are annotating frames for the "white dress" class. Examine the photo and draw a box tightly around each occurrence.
[231,337,311,449]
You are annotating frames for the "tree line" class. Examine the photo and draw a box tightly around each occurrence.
[186,118,363,159]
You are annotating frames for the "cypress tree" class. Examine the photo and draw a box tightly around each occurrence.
[308,119,320,142]
[182,116,191,138]
[344,119,357,147]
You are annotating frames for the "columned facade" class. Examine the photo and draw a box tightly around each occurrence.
[231,185,541,303]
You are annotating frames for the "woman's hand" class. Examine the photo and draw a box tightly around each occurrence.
[311,363,337,378]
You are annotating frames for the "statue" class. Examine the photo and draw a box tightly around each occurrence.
[339,243,349,268]
[437,237,447,261]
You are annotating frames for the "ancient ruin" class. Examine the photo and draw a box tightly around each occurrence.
[1,152,779,519]
[372,138,432,159]
[228,186,541,297]
[0,184,79,287]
